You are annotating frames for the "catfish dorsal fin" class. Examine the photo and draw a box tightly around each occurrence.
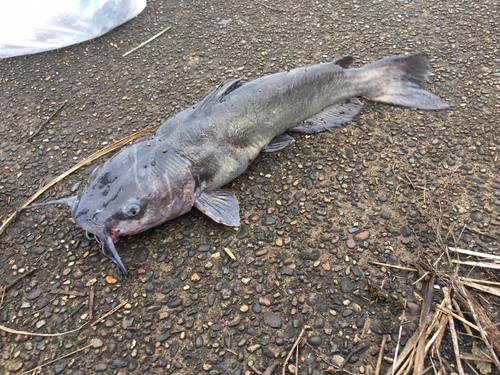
[195,78,244,112]
[333,56,353,69]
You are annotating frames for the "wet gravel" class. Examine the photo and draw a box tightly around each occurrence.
[1,0,500,374]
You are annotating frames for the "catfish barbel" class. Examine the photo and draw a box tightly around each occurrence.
[18,54,449,274]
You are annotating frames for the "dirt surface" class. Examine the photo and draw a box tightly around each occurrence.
[1,0,500,374]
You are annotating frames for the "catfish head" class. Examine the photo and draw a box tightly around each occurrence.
[19,141,197,275]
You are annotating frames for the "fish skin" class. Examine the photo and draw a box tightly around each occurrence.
[24,53,449,274]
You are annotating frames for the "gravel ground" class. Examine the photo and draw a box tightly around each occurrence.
[1,0,499,374]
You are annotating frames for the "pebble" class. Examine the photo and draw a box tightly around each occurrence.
[380,212,391,220]
[355,231,370,241]
[107,342,117,356]
[309,336,323,347]
[470,211,484,222]
[313,317,324,329]
[122,316,134,329]
[195,336,204,348]
[407,302,421,316]
[95,363,107,372]
[170,340,180,357]
[252,303,262,313]
[340,279,354,293]
[263,312,282,328]
[400,226,412,237]
[54,363,66,374]
[27,290,41,300]
[282,267,294,276]
[91,338,104,348]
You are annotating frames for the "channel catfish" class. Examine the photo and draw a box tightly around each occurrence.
[19,53,448,274]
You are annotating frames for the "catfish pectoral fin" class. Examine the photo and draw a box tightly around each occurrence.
[194,188,241,227]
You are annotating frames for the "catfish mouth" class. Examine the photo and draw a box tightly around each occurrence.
[86,229,129,276]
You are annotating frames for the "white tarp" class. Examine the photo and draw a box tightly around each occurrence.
[0,0,146,58]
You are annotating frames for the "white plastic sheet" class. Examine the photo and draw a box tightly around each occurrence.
[0,0,147,58]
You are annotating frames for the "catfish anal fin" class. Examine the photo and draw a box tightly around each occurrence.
[261,133,295,153]
[289,98,363,134]
[194,189,240,227]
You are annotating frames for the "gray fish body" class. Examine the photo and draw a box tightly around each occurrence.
[24,54,449,274]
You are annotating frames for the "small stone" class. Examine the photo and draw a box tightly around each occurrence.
[309,336,323,347]
[346,238,356,248]
[299,250,320,261]
[313,317,324,329]
[27,290,41,300]
[168,298,183,308]
[95,363,107,372]
[91,338,104,348]
[282,267,294,276]
[9,362,23,372]
[170,340,180,358]
[71,270,84,280]
[240,305,249,312]
[54,363,66,374]
[342,309,353,317]
[196,336,204,348]
[370,322,383,335]
[252,303,262,313]
[107,342,117,355]
[407,302,421,316]
[263,312,282,328]
[354,231,370,241]
[380,212,391,220]
[400,226,412,237]
[470,211,484,222]
[122,316,134,329]
[248,344,261,353]
[236,225,249,239]
[284,326,295,339]
[340,279,354,293]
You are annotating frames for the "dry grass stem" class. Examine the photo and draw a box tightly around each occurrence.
[370,262,418,272]
[452,260,500,270]
[448,247,500,261]
[460,277,500,286]
[0,322,87,337]
[461,280,500,298]
[413,277,434,375]
[384,328,419,375]
[375,335,387,375]
[282,325,309,375]
[123,27,171,57]
[451,298,472,337]
[223,247,237,260]
[443,287,465,375]
[24,100,67,142]
[436,305,479,332]
[19,344,92,375]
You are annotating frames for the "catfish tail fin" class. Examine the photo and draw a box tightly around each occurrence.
[364,53,449,110]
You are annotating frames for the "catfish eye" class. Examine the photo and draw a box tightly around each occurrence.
[125,203,141,217]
